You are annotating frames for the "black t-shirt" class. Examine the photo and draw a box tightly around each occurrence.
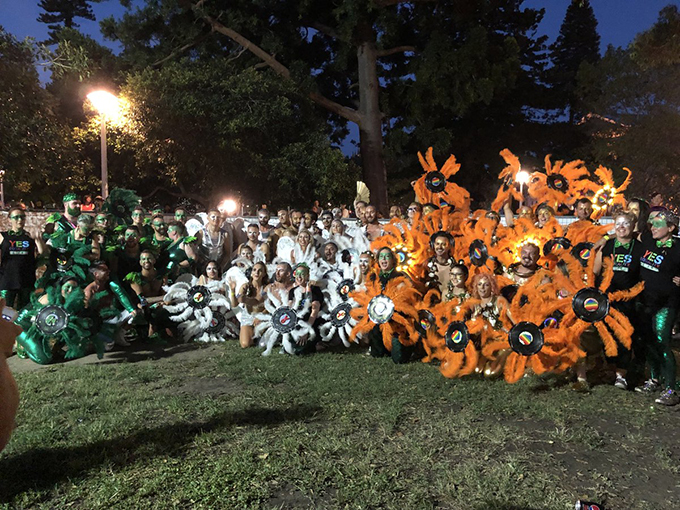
[288,284,324,321]
[639,236,680,309]
[0,231,36,289]
[601,238,643,292]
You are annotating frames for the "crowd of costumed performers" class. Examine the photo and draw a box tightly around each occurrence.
[4,148,680,407]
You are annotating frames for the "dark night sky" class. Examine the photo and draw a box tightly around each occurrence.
[1,0,678,155]
[2,1,677,54]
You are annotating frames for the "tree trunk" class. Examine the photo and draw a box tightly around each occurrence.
[356,24,388,214]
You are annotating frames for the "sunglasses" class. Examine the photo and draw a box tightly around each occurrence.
[10,215,26,220]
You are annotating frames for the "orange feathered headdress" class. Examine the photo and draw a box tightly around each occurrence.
[413,147,471,213]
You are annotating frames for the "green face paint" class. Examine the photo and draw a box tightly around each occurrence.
[651,219,668,229]
[61,281,78,295]
[125,231,138,240]
[67,205,81,216]
[10,214,25,221]
[378,252,392,261]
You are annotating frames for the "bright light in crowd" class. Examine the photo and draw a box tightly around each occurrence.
[218,199,238,215]
[515,170,530,185]
[87,91,121,120]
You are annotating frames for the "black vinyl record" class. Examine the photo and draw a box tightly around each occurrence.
[572,287,610,323]
[367,295,395,324]
[415,309,436,337]
[35,305,69,336]
[469,239,489,267]
[336,279,355,301]
[206,312,226,334]
[330,302,353,327]
[187,285,211,309]
[53,248,73,272]
[445,321,470,352]
[571,242,595,267]
[425,171,447,192]
[508,322,544,356]
[541,310,565,329]
[543,236,572,256]
[271,306,299,333]
[547,174,569,192]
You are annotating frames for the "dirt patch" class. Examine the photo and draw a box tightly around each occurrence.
[157,376,245,397]
[268,482,314,509]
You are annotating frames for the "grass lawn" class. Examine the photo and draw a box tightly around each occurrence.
[1,341,679,509]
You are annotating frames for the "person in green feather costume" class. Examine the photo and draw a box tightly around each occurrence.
[16,275,103,364]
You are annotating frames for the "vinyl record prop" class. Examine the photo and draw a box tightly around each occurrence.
[164,280,237,342]
[468,240,489,267]
[349,274,420,351]
[550,253,644,358]
[543,237,572,256]
[525,156,592,212]
[412,147,470,212]
[15,286,101,365]
[419,296,481,379]
[254,288,316,355]
[508,322,544,356]
[320,273,359,347]
[571,242,595,267]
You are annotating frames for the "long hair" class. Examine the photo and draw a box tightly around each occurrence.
[470,272,499,299]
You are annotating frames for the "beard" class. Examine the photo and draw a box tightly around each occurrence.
[67,206,81,217]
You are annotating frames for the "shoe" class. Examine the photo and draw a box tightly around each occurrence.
[655,388,680,406]
[572,379,591,393]
[635,379,660,394]
[614,375,628,390]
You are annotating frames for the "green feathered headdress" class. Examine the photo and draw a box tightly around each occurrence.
[101,188,141,226]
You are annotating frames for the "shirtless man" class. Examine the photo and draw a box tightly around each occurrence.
[264,262,295,302]
[505,243,543,286]
[239,223,270,262]
[363,205,383,241]
[425,233,456,298]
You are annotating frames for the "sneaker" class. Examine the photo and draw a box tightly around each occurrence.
[655,388,680,406]
[572,379,591,393]
[635,379,660,394]
[614,375,628,390]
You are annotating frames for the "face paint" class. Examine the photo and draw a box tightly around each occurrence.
[10,214,26,220]
[378,252,391,261]
[651,219,668,229]
[125,231,138,240]
[615,218,632,228]
[61,281,78,295]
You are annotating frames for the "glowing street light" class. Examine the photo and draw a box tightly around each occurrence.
[86,90,121,200]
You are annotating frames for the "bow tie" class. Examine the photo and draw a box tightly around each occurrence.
[657,239,673,248]
[614,240,631,249]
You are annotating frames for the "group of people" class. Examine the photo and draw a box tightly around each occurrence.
[2,147,679,408]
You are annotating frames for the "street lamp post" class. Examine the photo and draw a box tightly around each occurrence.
[86,91,120,200]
